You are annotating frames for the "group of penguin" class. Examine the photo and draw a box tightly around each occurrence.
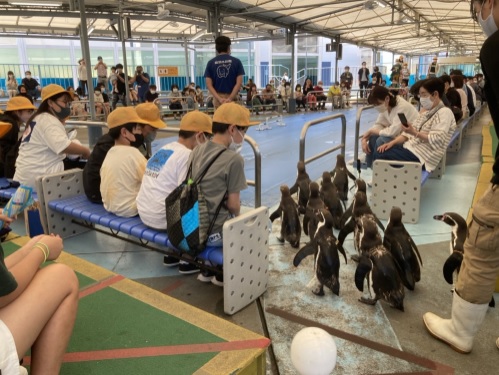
[270,154,481,312]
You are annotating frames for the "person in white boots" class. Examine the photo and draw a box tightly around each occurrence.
[424,0,499,354]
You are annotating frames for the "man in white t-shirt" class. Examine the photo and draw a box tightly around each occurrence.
[136,111,212,274]
[100,107,150,217]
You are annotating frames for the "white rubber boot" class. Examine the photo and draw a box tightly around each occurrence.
[423,292,489,354]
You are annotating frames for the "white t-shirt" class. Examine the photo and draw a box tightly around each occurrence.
[14,112,72,189]
[371,96,420,139]
[100,145,146,218]
[136,141,191,229]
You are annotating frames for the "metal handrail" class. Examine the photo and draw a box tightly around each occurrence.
[353,105,374,164]
[299,113,346,166]
[64,121,261,208]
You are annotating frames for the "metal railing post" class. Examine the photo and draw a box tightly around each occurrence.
[299,113,346,166]
[353,105,374,165]
[243,135,261,208]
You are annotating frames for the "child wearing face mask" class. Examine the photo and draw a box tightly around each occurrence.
[195,85,205,107]
[100,107,149,217]
[169,84,183,119]
[0,97,36,178]
[13,84,91,190]
[187,103,258,285]
[94,88,105,116]
[294,84,306,111]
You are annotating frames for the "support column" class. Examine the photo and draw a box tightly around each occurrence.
[79,0,101,147]
[288,24,296,114]
[118,13,131,107]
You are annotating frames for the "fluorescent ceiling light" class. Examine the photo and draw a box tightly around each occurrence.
[9,1,62,6]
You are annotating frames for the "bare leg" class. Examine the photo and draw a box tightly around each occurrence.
[0,263,79,374]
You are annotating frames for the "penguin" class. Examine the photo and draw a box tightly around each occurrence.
[270,185,302,248]
[320,171,344,229]
[383,207,423,291]
[337,191,385,261]
[289,161,311,214]
[302,181,325,241]
[433,212,495,308]
[330,154,357,201]
[293,210,347,297]
[340,178,367,229]
[354,218,405,311]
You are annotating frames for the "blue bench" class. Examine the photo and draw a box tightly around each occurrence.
[47,194,223,265]
[0,177,40,201]
[37,168,270,315]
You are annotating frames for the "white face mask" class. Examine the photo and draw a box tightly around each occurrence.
[173,88,178,93]
[26,75,31,79]
[450,81,455,88]
[478,2,498,38]
[420,96,433,110]
[228,130,244,153]
[150,90,156,94]
[375,103,387,113]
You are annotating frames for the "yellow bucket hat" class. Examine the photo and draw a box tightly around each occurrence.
[6,96,37,112]
[135,103,166,129]
[213,102,259,127]
[41,84,71,103]
[107,107,150,129]
[180,111,212,134]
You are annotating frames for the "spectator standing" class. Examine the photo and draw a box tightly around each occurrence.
[112,63,131,110]
[94,56,108,88]
[109,66,117,94]
[21,71,41,101]
[428,57,439,78]
[6,71,17,99]
[130,66,150,103]
[340,66,353,90]
[358,62,370,99]
[422,0,499,353]
[204,35,245,108]
[77,59,88,96]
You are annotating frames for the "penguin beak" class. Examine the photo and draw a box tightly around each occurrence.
[433,214,444,221]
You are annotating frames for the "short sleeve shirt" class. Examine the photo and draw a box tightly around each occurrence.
[204,54,245,94]
[137,142,191,229]
[100,145,147,218]
[188,142,247,234]
[13,112,72,189]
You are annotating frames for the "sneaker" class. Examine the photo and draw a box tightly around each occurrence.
[211,273,224,287]
[197,269,215,282]
[163,255,180,267]
[178,262,200,275]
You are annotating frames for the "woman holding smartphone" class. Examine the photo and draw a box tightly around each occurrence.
[361,86,419,176]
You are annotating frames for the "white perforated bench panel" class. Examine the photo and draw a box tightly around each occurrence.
[371,160,422,224]
[223,206,269,315]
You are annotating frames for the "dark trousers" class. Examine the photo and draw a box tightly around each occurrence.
[359,81,369,98]
[112,92,127,110]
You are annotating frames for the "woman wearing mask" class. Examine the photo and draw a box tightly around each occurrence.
[373,78,456,172]
[362,86,419,172]
[294,84,306,110]
[13,84,91,189]
[0,97,36,178]
[168,83,183,120]
[6,71,17,99]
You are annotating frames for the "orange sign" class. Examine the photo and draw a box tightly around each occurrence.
[157,66,179,77]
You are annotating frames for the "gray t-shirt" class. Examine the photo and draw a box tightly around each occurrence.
[188,141,247,235]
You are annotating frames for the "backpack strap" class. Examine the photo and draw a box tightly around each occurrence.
[205,190,229,244]
[193,148,227,183]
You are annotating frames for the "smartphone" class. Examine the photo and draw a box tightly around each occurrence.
[398,113,409,127]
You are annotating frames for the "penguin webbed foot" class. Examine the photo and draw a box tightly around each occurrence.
[312,284,325,296]
[359,296,377,306]
[276,236,285,243]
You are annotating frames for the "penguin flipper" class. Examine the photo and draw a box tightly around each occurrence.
[354,256,373,292]
[443,251,463,284]
[347,169,357,181]
[293,242,315,267]
[289,182,298,195]
[269,207,282,222]
[338,218,355,245]
[340,204,352,228]
[374,215,386,232]
[336,240,348,264]
[405,232,423,266]
[489,296,495,308]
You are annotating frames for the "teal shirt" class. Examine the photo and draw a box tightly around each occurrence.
[0,245,17,297]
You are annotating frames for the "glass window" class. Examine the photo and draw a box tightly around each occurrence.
[272,39,292,54]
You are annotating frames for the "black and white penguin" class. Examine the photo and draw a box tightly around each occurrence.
[433,212,466,285]
[293,210,346,297]
[354,218,405,311]
[383,207,423,291]
[303,182,325,241]
[434,212,495,308]
[330,154,357,201]
[289,161,311,214]
[340,178,367,229]
[270,185,302,248]
[320,171,344,229]
[337,191,385,260]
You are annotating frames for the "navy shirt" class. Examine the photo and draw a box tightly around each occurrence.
[204,54,245,94]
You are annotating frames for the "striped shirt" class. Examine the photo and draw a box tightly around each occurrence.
[403,103,456,172]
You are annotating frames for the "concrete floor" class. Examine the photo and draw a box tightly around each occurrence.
[10,105,498,374]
